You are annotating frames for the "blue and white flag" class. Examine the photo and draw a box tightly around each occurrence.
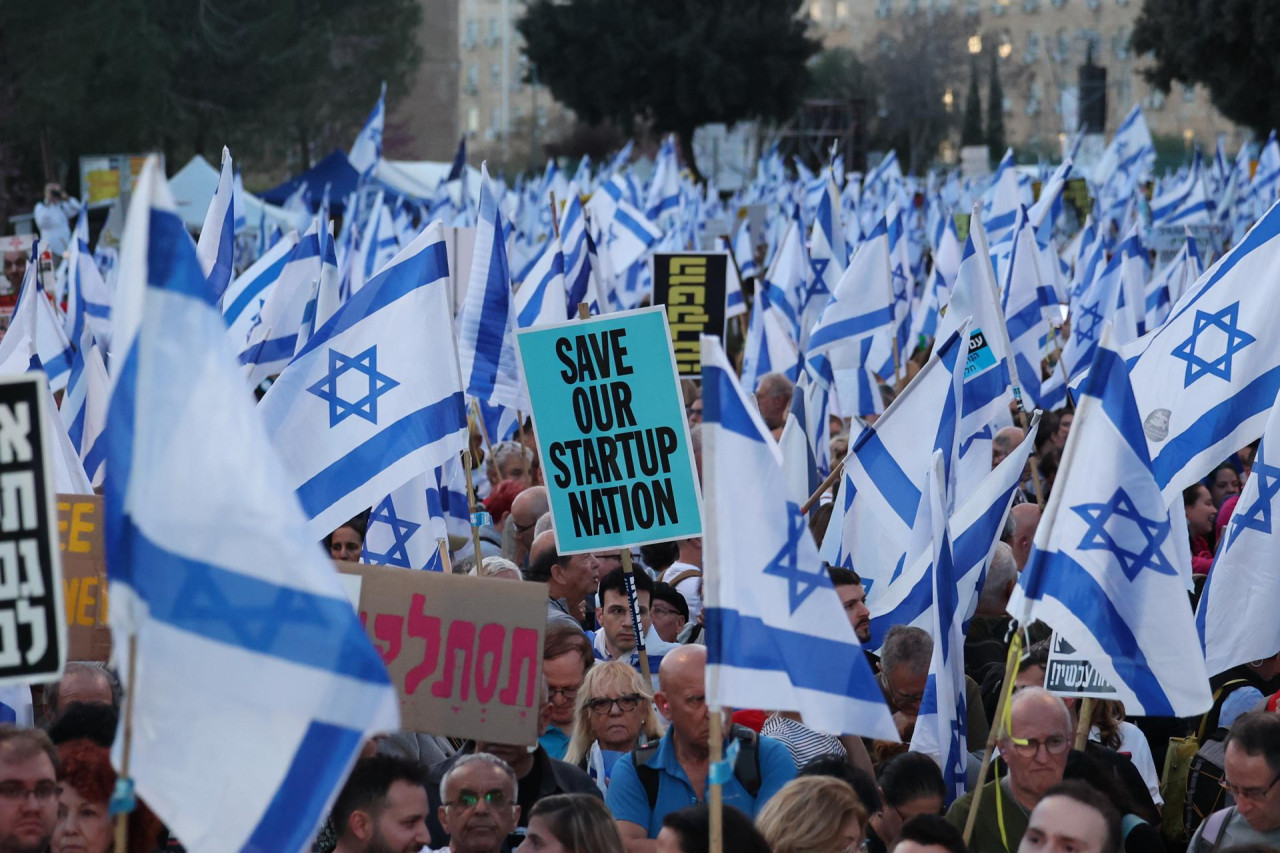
[198,146,237,303]
[645,136,681,226]
[64,208,114,351]
[715,236,746,319]
[740,279,801,391]
[238,219,324,386]
[702,335,897,740]
[585,176,662,275]
[1144,234,1201,330]
[1151,151,1214,226]
[1009,328,1211,716]
[362,474,441,571]
[733,219,758,281]
[459,164,528,412]
[259,220,470,538]
[0,251,74,392]
[982,149,1023,243]
[908,452,967,804]
[59,328,108,487]
[819,324,966,592]
[1123,197,1280,503]
[1001,207,1050,410]
[514,232,569,328]
[222,231,300,347]
[104,157,397,852]
[805,175,847,323]
[1196,391,1280,677]
[349,82,386,178]
[353,192,400,295]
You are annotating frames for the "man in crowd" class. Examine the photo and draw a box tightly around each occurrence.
[0,727,57,853]
[754,373,794,441]
[42,662,119,725]
[526,531,599,628]
[508,486,548,567]
[1019,781,1121,853]
[1006,504,1041,570]
[991,425,1025,469]
[878,626,990,747]
[1188,712,1280,852]
[946,687,1073,852]
[607,645,797,851]
[649,583,689,645]
[538,623,594,760]
[0,235,31,323]
[965,543,1018,681]
[426,680,599,848]
[331,754,432,853]
[434,753,522,853]
[593,566,679,685]
[487,441,535,490]
[828,567,872,644]
[659,539,702,624]
[32,183,80,257]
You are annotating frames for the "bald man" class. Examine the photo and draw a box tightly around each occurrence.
[1008,504,1041,570]
[754,373,794,440]
[606,646,797,851]
[525,530,598,628]
[992,425,1025,468]
[509,486,548,565]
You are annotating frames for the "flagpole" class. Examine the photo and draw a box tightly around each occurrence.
[1048,325,1076,412]
[471,398,495,462]
[461,449,486,570]
[1010,390,1046,508]
[963,628,1025,845]
[437,539,453,573]
[1074,697,1095,750]
[800,455,845,515]
[708,709,725,853]
[112,635,138,853]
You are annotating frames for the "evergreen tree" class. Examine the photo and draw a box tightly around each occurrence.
[986,51,1006,166]
[961,58,984,147]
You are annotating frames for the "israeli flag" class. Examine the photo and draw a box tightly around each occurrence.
[1144,234,1201,329]
[908,452,967,804]
[296,220,341,356]
[221,231,300,346]
[585,176,661,274]
[740,276,801,391]
[238,219,324,385]
[0,250,75,391]
[104,157,397,852]
[362,473,440,570]
[982,150,1023,243]
[198,147,237,303]
[64,209,114,352]
[1196,393,1280,677]
[1009,328,1211,716]
[59,328,109,487]
[1093,106,1156,201]
[561,183,600,314]
[1151,151,1214,226]
[459,164,529,412]
[1124,197,1280,502]
[715,236,747,319]
[733,219,758,281]
[1001,207,1050,410]
[758,212,808,344]
[353,192,401,295]
[805,175,847,323]
[867,414,1039,647]
[349,82,386,178]
[819,324,967,591]
[645,136,681,226]
[514,232,569,328]
[1058,229,1130,383]
[702,335,897,740]
[259,220,470,538]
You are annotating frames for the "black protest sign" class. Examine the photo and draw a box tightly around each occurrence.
[652,252,728,378]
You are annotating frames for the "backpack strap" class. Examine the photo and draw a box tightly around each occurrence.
[667,569,702,589]
[633,741,662,811]
[1198,679,1250,740]
[1121,814,1146,843]
[729,724,762,799]
[1205,808,1233,853]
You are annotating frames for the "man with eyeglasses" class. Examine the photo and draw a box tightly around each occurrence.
[1188,712,1280,853]
[433,753,521,853]
[0,727,57,853]
[878,627,989,747]
[946,687,1072,853]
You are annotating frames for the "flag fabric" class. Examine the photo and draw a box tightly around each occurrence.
[702,335,897,740]
[198,147,237,303]
[362,474,440,570]
[1001,207,1050,410]
[458,164,529,412]
[1151,151,1213,226]
[221,232,300,347]
[1196,391,1280,677]
[295,220,341,357]
[0,251,75,392]
[513,232,569,328]
[1123,197,1280,503]
[258,221,470,539]
[733,219,758,281]
[238,219,324,385]
[0,342,92,494]
[1009,328,1212,717]
[348,82,386,178]
[584,176,662,274]
[59,327,109,487]
[1144,234,1201,330]
[715,235,747,319]
[64,207,114,350]
[907,451,967,804]
[103,157,397,852]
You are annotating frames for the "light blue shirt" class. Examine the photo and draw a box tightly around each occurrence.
[539,725,571,761]
[605,727,797,837]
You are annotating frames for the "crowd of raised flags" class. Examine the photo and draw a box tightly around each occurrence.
[9,86,1280,850]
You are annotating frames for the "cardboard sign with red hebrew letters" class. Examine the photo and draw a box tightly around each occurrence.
[338,563,547,745]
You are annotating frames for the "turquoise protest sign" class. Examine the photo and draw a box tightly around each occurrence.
[515,307,703,554]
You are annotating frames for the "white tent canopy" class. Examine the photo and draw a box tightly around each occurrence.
[375,159,482,209]
[169,155,299,232]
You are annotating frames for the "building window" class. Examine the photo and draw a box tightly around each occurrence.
[992,0,1009,15]
[463,19,477,49]
[465,64,479,95]
[1116,79,1131,109]
[1182,83,1196,103]
[1112,27,1130,60]
[835,1,849,19]
[487,18,500,47]
[876,0,892,17]
[906,0,921,13]
[490,107,503,135]
[810,1,822,21]
[1023,31,1041,63]
[1023,0,1039,11]
[1145,88,1165,110]
[1051,0,1067,6]
[1052,28,1069,63]
[491,62,501,86]
[468,106,479,133]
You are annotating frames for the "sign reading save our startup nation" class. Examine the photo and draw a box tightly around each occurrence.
[515,307,703,554]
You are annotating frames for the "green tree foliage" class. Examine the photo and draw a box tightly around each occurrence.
[986,51,1006,166]
[1132,0,1279,137]
[807,47,876,106]
[962,59,984,147]
[517,0,820,180]
[0,0,421,204]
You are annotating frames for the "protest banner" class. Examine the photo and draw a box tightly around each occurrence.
[652,252,728,378]
[1148,223,1227,268]
[0,376,65,684]
[338,562,546,744]
[56,495,111,662]
[1044,632,1117,699]
[515,306,703,554]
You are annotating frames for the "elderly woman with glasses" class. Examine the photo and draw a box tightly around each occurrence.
[563,661,664,795]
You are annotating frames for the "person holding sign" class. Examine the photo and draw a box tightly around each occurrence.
[593,567,680,685]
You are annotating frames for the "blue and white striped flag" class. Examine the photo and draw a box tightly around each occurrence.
[1151,151,1214,226]
[221,231,299,346]
[362,473,441,571]
[238,219,324,385]
[104,157,397,852]
[296,219,341,356]
[1009,327,1211,716]
[1144,233,1201,330]
[1123,197,1280,503]
[715,236,747,319]
[0,249,74,392]
[259,220,470,538]
[64,208,113,352]
[349,82,386,178]
[982,149,1023,244]
[908,451,967,804]
[59,328,108,487]
[1197,390,1280,677]
[1001,207,1050,410]
[514,232,569,328]
[458,164,529,412]
[702,335,897,740]
[198,146,237,303]
[732,219,758,281]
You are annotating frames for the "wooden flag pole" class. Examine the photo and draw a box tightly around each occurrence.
[472,398,495,462]
[461,449,486,568]
[1012,396,1046,508]
[708,709,725,853]
[112,635,139,853]
[1074,697,1095,750]
[437,539,453,573]
[963,629,1025,845]
[1048,325,1076,412]
[800,455,846,515]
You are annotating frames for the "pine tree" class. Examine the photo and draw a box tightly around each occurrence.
[962,58,984,147]
[986,50,1006,166]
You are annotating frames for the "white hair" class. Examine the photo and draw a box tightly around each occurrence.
[439,752,518,803]
[977,543,1018,613]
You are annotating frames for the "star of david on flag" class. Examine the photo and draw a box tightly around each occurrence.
[762,502,831,614]
[1170,301,1256,386]
[1197,390,1280,678]
[1009,326,1211,717]
[307,346,400,427]
[362,492,422,568]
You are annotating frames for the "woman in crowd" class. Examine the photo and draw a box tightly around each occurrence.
[516,793,624,853]
[864,752,947,853]
[1185,482,1218,575]
[1206,462,1242,508]
[757,775,868,853]
[324,516,365,562]
[658,804,771,853]
[563,661,664,794]
[54,740,162,853]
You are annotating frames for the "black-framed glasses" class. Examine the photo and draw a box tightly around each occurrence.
[879,672,925,707]
[1005,734,1071,759]
[587,693,644,715]
[447,789,510,809]
[0,781,56,802]
[548,685,579,703]
[650,605,683,619]
[1220,770,1280,803]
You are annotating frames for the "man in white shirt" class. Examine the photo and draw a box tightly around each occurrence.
[32,184,81,257]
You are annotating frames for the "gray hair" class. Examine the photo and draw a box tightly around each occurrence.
[534,511,554,537]
[1006,686,1072,737]
[977,543,1018,613]
[755,372,795,401]
[46,661,122,713]
[487,441,533,475]
[880,626,932,676]
[439,752,518,803]
[473,556,521,579]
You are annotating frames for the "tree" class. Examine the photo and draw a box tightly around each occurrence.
[517,0,820,181]
[807,47,876,106]
[986,50,1006,166]
[962,59,984,147]
[1132,0,1280,137]
[868,10,966,174]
